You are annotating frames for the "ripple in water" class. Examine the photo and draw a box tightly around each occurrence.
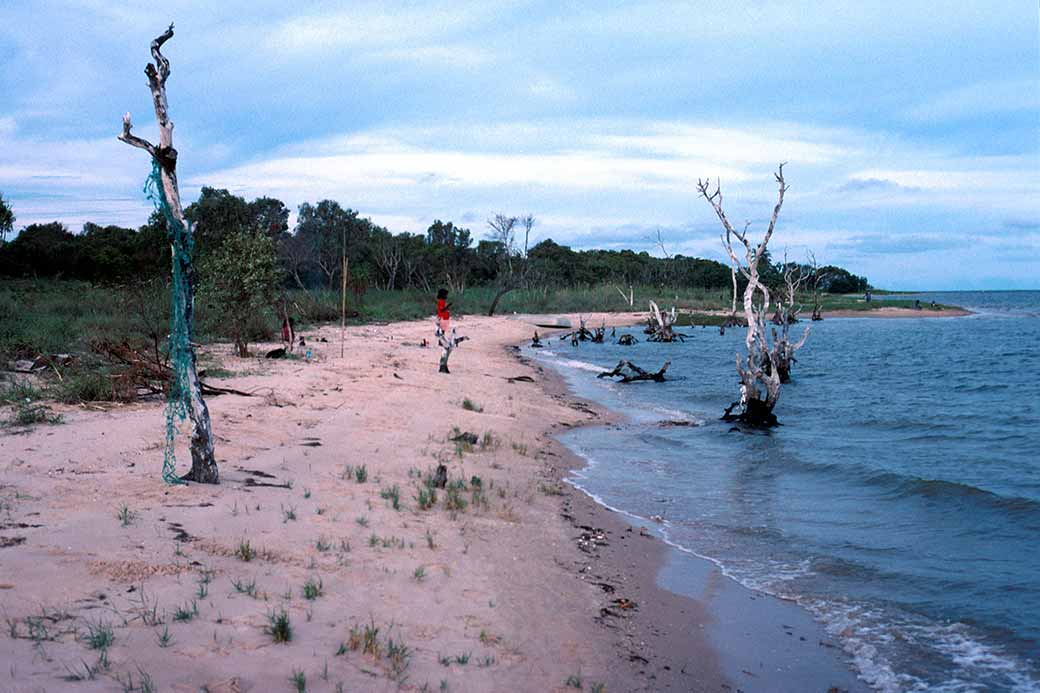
[535,291,1040,691]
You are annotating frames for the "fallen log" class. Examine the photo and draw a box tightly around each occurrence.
[597,360,671,383]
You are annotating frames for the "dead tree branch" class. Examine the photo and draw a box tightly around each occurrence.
[118,24,218,482]
[597,360,671,383]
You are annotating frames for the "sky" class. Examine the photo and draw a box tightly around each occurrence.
[0,1,1037,289]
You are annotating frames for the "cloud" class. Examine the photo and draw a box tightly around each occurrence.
[906,78,1040,122]
[836,178,919,194]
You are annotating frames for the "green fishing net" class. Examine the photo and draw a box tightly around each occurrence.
[144,160,191,484]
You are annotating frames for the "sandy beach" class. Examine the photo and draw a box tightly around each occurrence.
[2,313,744,692]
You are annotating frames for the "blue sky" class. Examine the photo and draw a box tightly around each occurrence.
[0,1,1037,289]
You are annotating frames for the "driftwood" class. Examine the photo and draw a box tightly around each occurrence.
[118,24,218,483]
[559,317,596,344]
[616,334,638,346]
[597,360,670,383]
[93,340,255,399]
[647,301,685,342]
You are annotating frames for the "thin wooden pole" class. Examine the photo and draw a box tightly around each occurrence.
[341,256,348,358]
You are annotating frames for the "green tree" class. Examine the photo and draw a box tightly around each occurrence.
[200,229,281,357]
[184,187,252,256]
[0,192,14,245]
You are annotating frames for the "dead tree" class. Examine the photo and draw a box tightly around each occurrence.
[486,213,530,316]
[770,252,811,383]
[436,326,468,373]
[698,164,806,427]
[614,285,634,308]
[118,24,218,482]
[597,360,670,383]
[617,334,638,346]
[807,251,829,321]
[647,301,685,342]
[559,316,595,343]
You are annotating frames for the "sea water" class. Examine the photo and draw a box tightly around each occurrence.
[527,291,1040,692]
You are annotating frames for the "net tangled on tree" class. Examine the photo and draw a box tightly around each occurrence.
[144,161,192,484]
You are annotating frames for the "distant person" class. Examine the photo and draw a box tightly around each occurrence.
[436,288,452,333]
[865,289,872,303]
[914,299,921,310]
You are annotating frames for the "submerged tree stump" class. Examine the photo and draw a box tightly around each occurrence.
[597,360,670,383]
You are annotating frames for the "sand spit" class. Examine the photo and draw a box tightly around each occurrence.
[1,313,730,692]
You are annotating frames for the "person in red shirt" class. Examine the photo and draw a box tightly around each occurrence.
[436,288,452,332]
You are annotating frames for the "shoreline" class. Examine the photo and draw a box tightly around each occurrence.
[516,320,870,692]
[1,313,730,692]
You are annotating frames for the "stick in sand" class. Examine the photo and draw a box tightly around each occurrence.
[341,256,348,358]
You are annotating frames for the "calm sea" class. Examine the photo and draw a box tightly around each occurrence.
[528,291,1040,692]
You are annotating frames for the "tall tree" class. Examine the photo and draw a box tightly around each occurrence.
[0,192,14,245]
[118,24,218,483]
[698,165,806,427]
[485,213,527,316]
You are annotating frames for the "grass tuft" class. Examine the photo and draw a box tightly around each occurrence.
[265,609,293,643]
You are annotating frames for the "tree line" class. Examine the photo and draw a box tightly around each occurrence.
[0,188,869,296]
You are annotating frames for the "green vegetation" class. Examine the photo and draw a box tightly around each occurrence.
[265,609,293,643]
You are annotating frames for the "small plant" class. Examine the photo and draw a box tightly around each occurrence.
[346,624,363,651]
[387,637,411,682]
[282,504,298,522]
[315,536,332,552]
[265,609,293,643]
[455,652,471,666]
[6,401,62,427]
[172,599,198,622]
[478,629,500,646]
[461,398,482,412]
[235,539,256,562]
[356,515,369,527]
[413,566,426,581]
[438,653,452,666]
[81,618,114,650]
[354,465,368,483]
[415,486,437,510]
[565,671,583,688]
[425,529,436,549]
[302,576,324,600]
[480,431,498,450]
[342,464,354,480]
[380,484,401,511]
[231,576,257,597]
[511,440,528,456]
[291,668,306,692]
[117,505,136,527]
[540,482,565,496]
[590,683,606,693]
[362,620,381,656]
[303,488,312,499]
[444,487,467,513]
[479,655,496,667]
[156,625,172,648]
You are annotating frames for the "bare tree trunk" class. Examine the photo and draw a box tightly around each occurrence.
[647,301,684,342]
[119,24,218,483]
[436,327,468,374]
[487,285,514,317]
[698,165,797,427]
